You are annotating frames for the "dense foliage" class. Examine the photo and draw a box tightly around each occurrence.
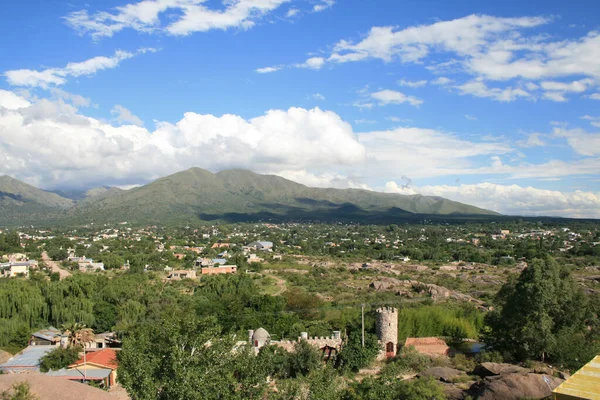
[485,256,600,369]
[39,347,81,372]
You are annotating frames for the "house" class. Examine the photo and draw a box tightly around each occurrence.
[0,262,32,278]
[30,327,63,346]
[195,258,213,268]
[247,254,263,264]
[247,241,273,251]
[78,260,105,272]
[68,348,119,387]
[212,258,227,266]
[167,270,197,280]
[0,345,56,373]
[403,337,449,356]
[201,265,237,275]
[84,332,121,350]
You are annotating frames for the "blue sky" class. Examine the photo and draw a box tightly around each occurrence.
[1,0,600,217]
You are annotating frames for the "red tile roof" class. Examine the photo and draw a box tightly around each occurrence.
[70,349,118,370]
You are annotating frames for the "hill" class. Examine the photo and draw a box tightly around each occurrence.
[0,169,499,225]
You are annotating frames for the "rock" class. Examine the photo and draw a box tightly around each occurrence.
[439,265,458,271]
[418,367,466,383]
[473,362,529,377]
[557,371,570,380]
[441,382,469,400]
[369,281,392,291]
[469,373,563,400]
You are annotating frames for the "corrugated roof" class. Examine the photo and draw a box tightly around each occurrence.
[46,368,111,380]
[0,346,55,371]
[553,355,600,400]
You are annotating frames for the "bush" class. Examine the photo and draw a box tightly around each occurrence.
[383,347,449,376]
[39,347,81,372]
[452,354,476,372]
[475,351,504,364]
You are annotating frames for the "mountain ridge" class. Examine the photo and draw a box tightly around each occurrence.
[0,168,499,225]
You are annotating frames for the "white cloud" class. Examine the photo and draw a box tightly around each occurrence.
[312,0,335,12]
[276,169,370,190]
[255,66,281,73]
[464,114,477,121]
[286,8,299,17]
[311,93,326,101]
[65,0,290,39]
[50,89,92,108]
[354,119,376,124]
[517,132,546,148]
[4,49,151,88]
[543,92,568,102]
[581,115,600,128]
[432,76,453,85]
[295,57,326,70]
[397,79,427,88]
[111,105,144,126]
[0,91,366,188]
[590,93,600,100]
[456,80,530,102]
[384,181,600,218]
[370,89,423,106]
[553,126,600,156]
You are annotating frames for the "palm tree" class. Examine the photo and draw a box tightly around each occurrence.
[61,322,95,348]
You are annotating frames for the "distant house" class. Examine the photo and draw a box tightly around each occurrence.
[0,262,33,278]
[247,254,263,264]
[211,258,227,266]
[0,345,56,373]
[68,348,119,387]
[30,327,63,346]
[201,265,237,275]
[403,337,449,357]
[167,270,197,280]
[195,258,213,268]
[247,241,273,251]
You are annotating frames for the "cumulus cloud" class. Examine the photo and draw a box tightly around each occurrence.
[295,57,326,70]
[255,66,280,73]
[4,49,152,88]
[384,181,600,218]
[369,89,423,106]
[312,0,335,12]
[65,0,290,39]
[553,126,600,156]
[0,90,366,188]
[397,79,427,88]
[111,105,144,126]
[277,14,600,102]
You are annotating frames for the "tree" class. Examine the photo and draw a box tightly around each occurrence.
[118,315,269,400]
[288,339,322,378]
[61,322,94,348]
[39,346,81,372]
[485,256,595,364]
[336,331,380,373]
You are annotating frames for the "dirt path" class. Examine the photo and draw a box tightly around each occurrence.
[268,274,287,296]
[42,251,72,280]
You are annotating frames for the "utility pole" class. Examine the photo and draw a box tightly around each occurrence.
[361,303,365,348]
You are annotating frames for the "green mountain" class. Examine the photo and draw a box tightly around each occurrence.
[0,168,499,226]
[0,175,73,225]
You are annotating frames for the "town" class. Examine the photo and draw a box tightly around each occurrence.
[0,219,598,399]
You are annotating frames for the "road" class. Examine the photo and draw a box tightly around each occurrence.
[268,274,287,296]
[42,251,72,280]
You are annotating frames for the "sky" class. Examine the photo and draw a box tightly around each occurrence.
[1,0,600,218]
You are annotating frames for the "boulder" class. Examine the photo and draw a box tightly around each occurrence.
[418,367,466,383]
[469,373,563,400]
[441,382,470,400]
[473,362,529,377]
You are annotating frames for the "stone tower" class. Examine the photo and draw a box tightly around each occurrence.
[376,307,398,357]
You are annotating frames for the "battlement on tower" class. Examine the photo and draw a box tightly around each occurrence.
[376,306,398,314]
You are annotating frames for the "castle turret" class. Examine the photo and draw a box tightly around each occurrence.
[376,307,398,358]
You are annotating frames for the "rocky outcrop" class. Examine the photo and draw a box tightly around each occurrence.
[417,367,465,383]
[472,362,529,377]
[469,373,563,400]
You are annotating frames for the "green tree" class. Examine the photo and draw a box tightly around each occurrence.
[118,315,268,400]
[485,256,595,363]
[288,339,322,378]
[336,331,380,373]
[39,347,81,372]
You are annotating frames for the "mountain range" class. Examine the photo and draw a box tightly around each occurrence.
[0,168,498,226]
